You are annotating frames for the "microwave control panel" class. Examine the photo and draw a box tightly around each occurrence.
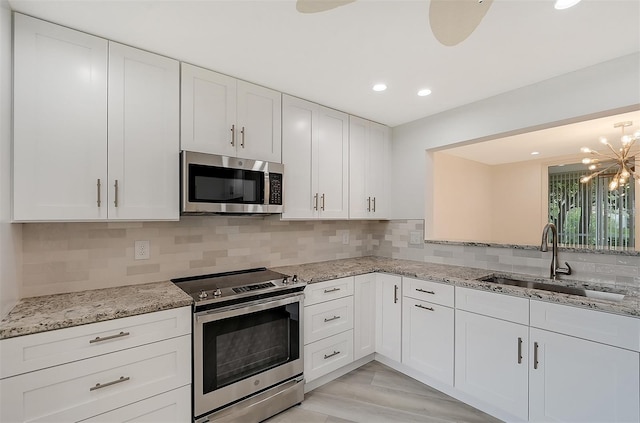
[269,174,283,205]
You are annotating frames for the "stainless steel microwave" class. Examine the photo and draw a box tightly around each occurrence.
[180,151,283,215]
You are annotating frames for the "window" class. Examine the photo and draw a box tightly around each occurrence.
[548,163,635,249]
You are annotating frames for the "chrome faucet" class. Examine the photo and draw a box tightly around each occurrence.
[541,223,572,280]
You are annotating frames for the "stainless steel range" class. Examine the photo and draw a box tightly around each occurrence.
[172,268,306,423]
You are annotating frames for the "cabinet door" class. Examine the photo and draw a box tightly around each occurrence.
[455,309,529,421]
[180,63,236,156]
[282,95,317,219]
[354,274,376,360]
[13,13,108,221]
[317,106,349,219]
[108,43,179,220]
[367,121,389,218]
[375,274,402,362]
[236,81,282,162]
[529,328,640,423]
[349,116,369,219]
[402,298,454,386]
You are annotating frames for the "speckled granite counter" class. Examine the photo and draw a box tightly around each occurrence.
[0,281,193,340]
[272,256,640,318]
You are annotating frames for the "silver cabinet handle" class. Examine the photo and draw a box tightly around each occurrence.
[372,197,376,212]
[324,351,340,360]
[230,124,235,146]
[533,341,539,369]
[324,287,340,293]
[415,303,434,311]
[394,285,398,304]
[113,180,119,207]
[324,315,341,322]
[321,193,325,211]
[96,179,101,207]
[240,126,245,148]
[89,331,130,344]
[367,197,371,212]
[313,193,318,211]
[416,288,435,295]
[90,376,130,391]
[517,337,523,364]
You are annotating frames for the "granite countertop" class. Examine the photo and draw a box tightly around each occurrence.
[0,281,193,340]
[272,256,640,318]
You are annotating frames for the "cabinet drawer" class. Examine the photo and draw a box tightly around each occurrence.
[403,277,454,307]
[456,287,529,325]
[304,277,354,306]
[80,385,191,423]
[0,335,191,423]
[530,300,640,351]
[304,296,354,345]
[0,307,191,379]
[304,330,354,383]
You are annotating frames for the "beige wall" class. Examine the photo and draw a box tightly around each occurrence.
[432,152,492,242]
[0,1,21,318]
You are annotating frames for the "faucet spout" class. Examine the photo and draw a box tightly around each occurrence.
[540,223,571,280]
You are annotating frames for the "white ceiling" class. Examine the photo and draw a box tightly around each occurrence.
[440,109,640,165]
[8,0,640,127]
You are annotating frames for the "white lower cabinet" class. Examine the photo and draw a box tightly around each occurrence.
[402,297,454,386]
[455,309,529,421]
[303,277,355,383]
[529,328,639,423]
[0,307,191,422]
[375,273,402,362]
[354,273,376,360]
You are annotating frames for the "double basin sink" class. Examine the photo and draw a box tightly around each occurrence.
[477,275,626,303]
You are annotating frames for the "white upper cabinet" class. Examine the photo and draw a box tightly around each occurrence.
[181,63,281,162]
[107,42,179,220]
[349,116,389,219]
[282,95,349,219]
[13,15,179,221]
[13,13,108,221]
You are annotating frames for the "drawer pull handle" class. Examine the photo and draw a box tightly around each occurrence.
[324,315,341,322]
[517,337,523,364]
[415,304,434,311]
[324,351,340,360]
[89,331,130,344]
[534,341,539,369]
[90,376,130,391]
[324,288,340,293]
[416,288,435,295]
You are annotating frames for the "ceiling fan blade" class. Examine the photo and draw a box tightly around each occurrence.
[296,0,356,14]
[430,0,494,46]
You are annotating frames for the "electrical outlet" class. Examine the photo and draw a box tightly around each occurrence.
[342,231,350,245]
[409,231,423,245]
[134,240,150,260]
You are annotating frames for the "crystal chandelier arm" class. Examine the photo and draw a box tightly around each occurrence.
[589,150,620,161]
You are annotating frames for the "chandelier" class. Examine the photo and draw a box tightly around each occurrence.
[580,121,640,190]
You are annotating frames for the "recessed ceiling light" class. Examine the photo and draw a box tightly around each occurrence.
[554,0,582,10]
[417,89,432,97]
[531,151,540,156]
[372,83,387,92]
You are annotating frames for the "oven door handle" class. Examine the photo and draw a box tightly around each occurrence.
[195,292,304,324]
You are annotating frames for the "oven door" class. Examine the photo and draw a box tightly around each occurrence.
[193,292,304,418]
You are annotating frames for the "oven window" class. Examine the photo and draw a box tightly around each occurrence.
[189,164,264,204]
[201,302,300,394]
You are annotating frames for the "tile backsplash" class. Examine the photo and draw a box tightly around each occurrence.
[20,217,640,297]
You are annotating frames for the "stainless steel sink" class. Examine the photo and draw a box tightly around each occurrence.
[478,275,625,302]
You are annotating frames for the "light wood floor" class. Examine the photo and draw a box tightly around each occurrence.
[265,361,503,423]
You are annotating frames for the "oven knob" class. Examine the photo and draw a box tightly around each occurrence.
[198,290,208,300]
[282,277,289,285]
[213,288,222,297]
[292,274,298,283]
